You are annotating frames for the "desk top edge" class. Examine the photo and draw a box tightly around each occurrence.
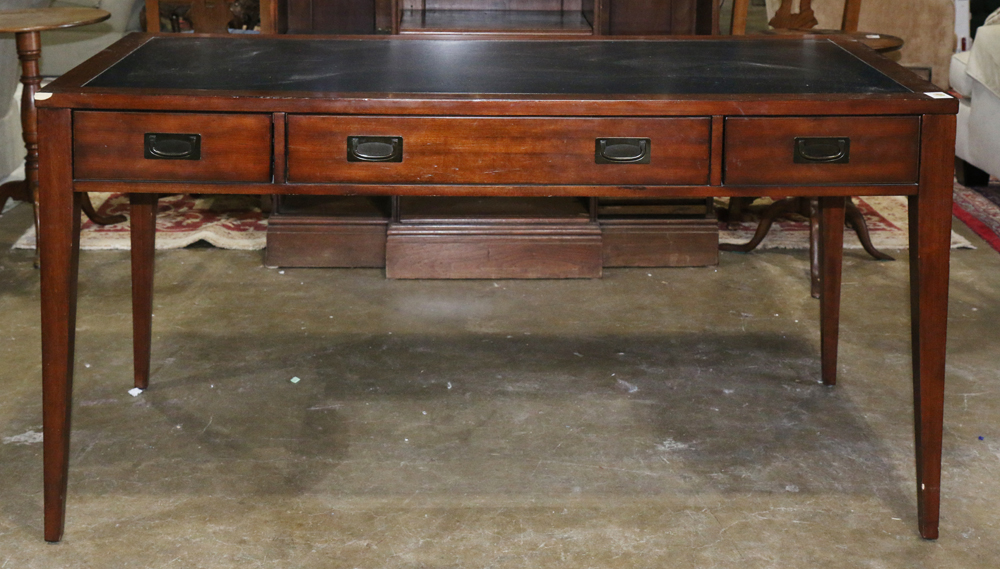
[37,33,956,115]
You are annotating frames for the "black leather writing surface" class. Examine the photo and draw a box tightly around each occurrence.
[86,36,910,96]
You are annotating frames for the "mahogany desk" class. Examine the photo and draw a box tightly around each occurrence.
[35,34,957,541]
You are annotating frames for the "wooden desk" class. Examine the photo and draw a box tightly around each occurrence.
[35,34,957,542]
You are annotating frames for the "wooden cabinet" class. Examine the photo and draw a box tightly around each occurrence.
[285,0,380,34]
[608,0,710,35]
[394,0,596,35]
[155,0,718,36]
[280,0,718,36]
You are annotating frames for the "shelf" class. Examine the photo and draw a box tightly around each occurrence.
[597,198,714,220]
[398,197,592,223]
[398,10,593,35]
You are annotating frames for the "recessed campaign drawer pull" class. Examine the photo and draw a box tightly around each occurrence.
[144,133,201,160]
[794,137,850,164]
[348,136,403,162]
[595,138,651,164]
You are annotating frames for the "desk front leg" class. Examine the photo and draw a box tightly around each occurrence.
[129,194,158,390]
[37,108,80,542]
[908,113,956,540]
[819,197,846,386]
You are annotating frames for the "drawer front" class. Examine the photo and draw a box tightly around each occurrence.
[724,117,920,185]
[73,112,273,182]
[287,116,711,185]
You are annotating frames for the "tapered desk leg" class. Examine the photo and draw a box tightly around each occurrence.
[908,114,956,540]
[37,108,79,542]
[818,197,845,387]
[130,194,158,390]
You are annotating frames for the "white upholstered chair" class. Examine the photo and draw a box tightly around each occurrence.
[953,12,1000,185]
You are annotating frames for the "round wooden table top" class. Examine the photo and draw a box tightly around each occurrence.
[764,29,905,54]
[849,32,905,53]
[826,30,904,53]
[0,7,111,34]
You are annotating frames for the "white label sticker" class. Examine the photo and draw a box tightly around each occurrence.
[34,92,52,101]
[925,91,953,99]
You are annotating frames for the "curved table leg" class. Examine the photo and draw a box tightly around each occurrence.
[846,199,894,261]
[725,197,895,263]
[82,193,127,225]
[0,179,31,214]
[720,197,802,252]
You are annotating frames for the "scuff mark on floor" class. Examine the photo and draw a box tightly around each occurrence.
[2,430,42,445]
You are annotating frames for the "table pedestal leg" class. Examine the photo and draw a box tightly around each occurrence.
[130,194,158,389]
[0,180,30,213]
[8,29,124,262]
[14,30,42,265]
[819,197,845,386]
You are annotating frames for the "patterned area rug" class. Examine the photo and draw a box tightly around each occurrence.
[13,193,267,250]
[12,193,974,251]
[718,196,972,251]
[952,180,1000,253]
[716,196,973,249]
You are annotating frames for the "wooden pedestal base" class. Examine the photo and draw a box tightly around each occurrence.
[265,196,390,268]
[598,198,718,267]
[387,223,603,279]
[264,197,720,275]
[386,197,601,279]
[602,218,719,267]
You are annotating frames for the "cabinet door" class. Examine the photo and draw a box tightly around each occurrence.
[608,0,697,35]
[287,0,377,34]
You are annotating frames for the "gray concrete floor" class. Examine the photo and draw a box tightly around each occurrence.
[2,197,1000,568]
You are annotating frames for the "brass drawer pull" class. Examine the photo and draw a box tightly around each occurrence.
[595,138,651,164]
[144,133,201,160]
[348,136,403,162]
[794,137,850,164]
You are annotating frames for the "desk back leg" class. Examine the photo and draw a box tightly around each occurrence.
[37,108,80,542]
[907,113,956,540]
[819,196,846,386]
[130,194,158,390]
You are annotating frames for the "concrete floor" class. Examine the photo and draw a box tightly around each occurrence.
[2,198,1000,568]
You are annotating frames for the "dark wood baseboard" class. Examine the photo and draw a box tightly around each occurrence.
[265,196,390,268]
[601,218,719,267]
[386,221,603,279]
[264,196,720,273]
[597,197,719,267]
[386,197,601,279]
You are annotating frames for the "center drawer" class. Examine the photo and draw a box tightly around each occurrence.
[286,116,711,186]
